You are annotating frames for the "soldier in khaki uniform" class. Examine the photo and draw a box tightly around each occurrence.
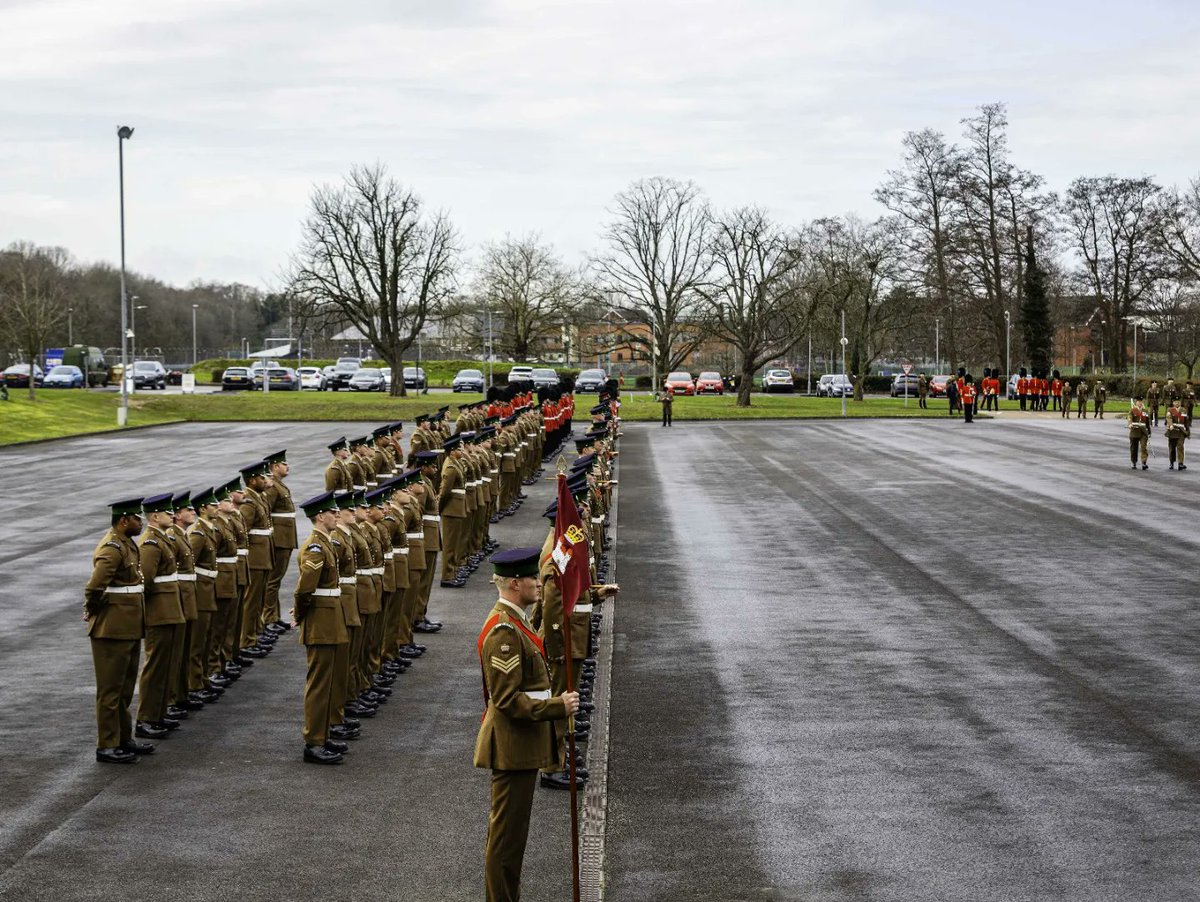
[85,497,151,763]
[414,452,444,632]
[1128,398,1151,470]
[237,460,276,655]
[292,490,350,764]
[1147,381,1161,426]
[262,449,297,635]
[1093,379,1107,418]
[325,437,353,492]
[1075,379,1088,418]
[209,483,243,682]
[167,491,200,718]
[1166,399,1189,470]
[439,434,470,586]
[186,487,223,704]
[136,493,185,737]
[475,548,578,902]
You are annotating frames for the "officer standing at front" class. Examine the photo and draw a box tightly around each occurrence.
[475,549,579,902]
[1128,397,1150,470]
[84,497,152,763]
[1166,398,1189,470]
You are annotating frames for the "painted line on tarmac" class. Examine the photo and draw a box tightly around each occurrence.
[579,452,617,901]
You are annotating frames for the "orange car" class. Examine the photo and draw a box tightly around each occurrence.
[695,371,724,394]
[664,371,695,395]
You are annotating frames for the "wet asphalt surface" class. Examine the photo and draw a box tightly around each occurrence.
[0,422,575,902]
[3,414,1199,901]
[606,413,1200,902]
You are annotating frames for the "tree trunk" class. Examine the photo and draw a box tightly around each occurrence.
[388,351,407,397]
[736,365,754,407]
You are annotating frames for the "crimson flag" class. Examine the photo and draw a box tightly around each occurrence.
[552,473,590,617]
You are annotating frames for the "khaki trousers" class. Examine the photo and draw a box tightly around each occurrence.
[222,586,245,662]
[367,594,389,677]
[239,570,269,649]
[208,598,234,674]
[91,637,141,748]
[303,644,339,746]
[332,641,350,725]
[419,549,438,620]
[346,624,365,698]
[485,769,539,902]
[170,618,192,707]
[188,610,213,692]
[264,546,293,627]
[441,515,467,580]
[137,624,178,723]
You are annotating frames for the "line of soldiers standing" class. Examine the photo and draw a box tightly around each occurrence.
[84,453,301,764]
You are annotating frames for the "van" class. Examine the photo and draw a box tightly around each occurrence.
[61,345,109,387]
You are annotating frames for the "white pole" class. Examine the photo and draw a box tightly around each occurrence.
[117,128,132,425]
[807,331,812,396]
[935,317,940,376]
[840,309,847,418]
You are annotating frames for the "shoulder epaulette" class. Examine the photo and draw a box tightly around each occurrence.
[143,538,158,546]
[490,621,517,633]
[104,541,121,549]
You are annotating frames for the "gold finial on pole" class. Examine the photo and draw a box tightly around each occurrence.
[556,454,568,475]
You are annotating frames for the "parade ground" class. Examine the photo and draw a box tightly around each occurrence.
[2,415,1198,901]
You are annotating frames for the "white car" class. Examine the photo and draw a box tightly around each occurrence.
[822,374,853,397]
[297,366,326,390]
[508,365,534,388]
[762,369,795,393]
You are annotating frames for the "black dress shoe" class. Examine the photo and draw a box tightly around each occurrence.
[324,739,350,754]
[345,703,377,718]
[240,647,267,659]
[96,747,137,764]
[273,619,292,631]
[410,643,427,653]
[303,744,343,765]
[165,706,190,720]
[370,683,393,697]
[135,722,168,739]
[440,580,464,589]
[372,675,395,688]
[360,691,387,705]
[540,769,587,790]
[120,740,156,755]
[232,655,254,667]
[330,724,361,741]
[208,674,232,688]
[264,622,287,634]
[341,717,361,729]
[413,619,442,633]
[157,717,182,730]
[179,697,205,711]
[193,689,220,703]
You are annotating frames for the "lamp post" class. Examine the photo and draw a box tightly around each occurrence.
[192,304,199,366]
[132,302,147,363]
[934,316,940,376]
[1004,310,1011,390]
[806,330,812,396]
[840,309,848,418]
[487,309,494,390]
[117,125,134,426]
[68,307,74,346]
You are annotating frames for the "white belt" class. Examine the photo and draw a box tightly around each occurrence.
[591,517,603,524]
[104,585,142,595]
[523,689,550,701]
[406,532,423,540]
[153,574,179,584]
[489,469,499,474]
[249,528,272,536]
[370,566,385,576]
[356,569,371,576]
[526,433,536,438]
[176,573,197,582]
[194,566,218,578]
[396,548,410,555]
[574,603,593,613]
[452,488,466,495]
[383,551,395,560]
[271,512,296,519]
[433,449,444,455]
[503,453,516,458]
[423,515,441,522]
[483,477,492,484]
[366,480,378,487]
[216,556,237,564]
[353,484,366,491]
[237,549,249,556]
[339,576,356,585]
[312,588,341,597]
[519,442,528,448]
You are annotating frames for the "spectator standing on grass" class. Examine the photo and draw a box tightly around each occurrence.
[657,382,674,427]
[917,373,928,409]
[946,376,959,417]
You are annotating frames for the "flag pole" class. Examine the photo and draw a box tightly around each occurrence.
[555,466,582,902]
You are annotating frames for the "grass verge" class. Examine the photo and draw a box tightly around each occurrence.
[0,391,183,445]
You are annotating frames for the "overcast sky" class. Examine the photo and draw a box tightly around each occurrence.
[2,0,1198,288]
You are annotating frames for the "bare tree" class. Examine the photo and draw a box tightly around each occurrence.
[595,177,713,383]
[0,242,71,399]
[805,217,904,401]
[1063,175,1165,370]
[474,235,577,361]
[874,128,966,364]
[288,164,460,396]
[701,207,812,406]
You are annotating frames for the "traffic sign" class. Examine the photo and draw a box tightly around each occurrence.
[902,363,913,375]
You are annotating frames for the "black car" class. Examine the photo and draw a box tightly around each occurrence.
[327,357,362,391]
[403,367,427,389]
[575,368,607,392]
[132,360,167,390]
[222,366,254,391]
[452,368,485,392]
[1,364,43,388]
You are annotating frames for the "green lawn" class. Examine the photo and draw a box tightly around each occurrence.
[0,390,183,444]
[0,388,1132,447]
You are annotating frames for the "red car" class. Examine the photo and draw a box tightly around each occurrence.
[929,375,951,397]
[664,371,695,396]
[695,371,724,395]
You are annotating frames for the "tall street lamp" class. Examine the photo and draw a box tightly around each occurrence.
[1004,310,1011,388]
[934,316,940,376]
[117,125,134,426]
[68,307,74,346]
[840,309,848,418]
[192,304,200,366]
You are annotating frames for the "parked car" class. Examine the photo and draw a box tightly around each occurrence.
[379,367,393,390]
[816,374,835,397]
[61,345,109,387]
[929,375,951,398]
[248,359,280,379]
[890,373,921,397]
[321,365,337,388]
[222,366,254,391]
[762,369,795,394]
[298,366,326,390]
[256,366,300,391]
[2,363,44,387]
[695,371,724,395]
[349,368,387,392]
[132,360,167,390]
[664,371,695,395]
[575,369,608,392]
[327,357,362,391]
[403,367,427,390]
[822,374,854,397]
[452,368,485,392]
[43,365,85,388]
[507,365,534,388]
[531,367,558,390]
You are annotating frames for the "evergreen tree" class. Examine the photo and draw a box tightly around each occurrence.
[1020,226,1053,376]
